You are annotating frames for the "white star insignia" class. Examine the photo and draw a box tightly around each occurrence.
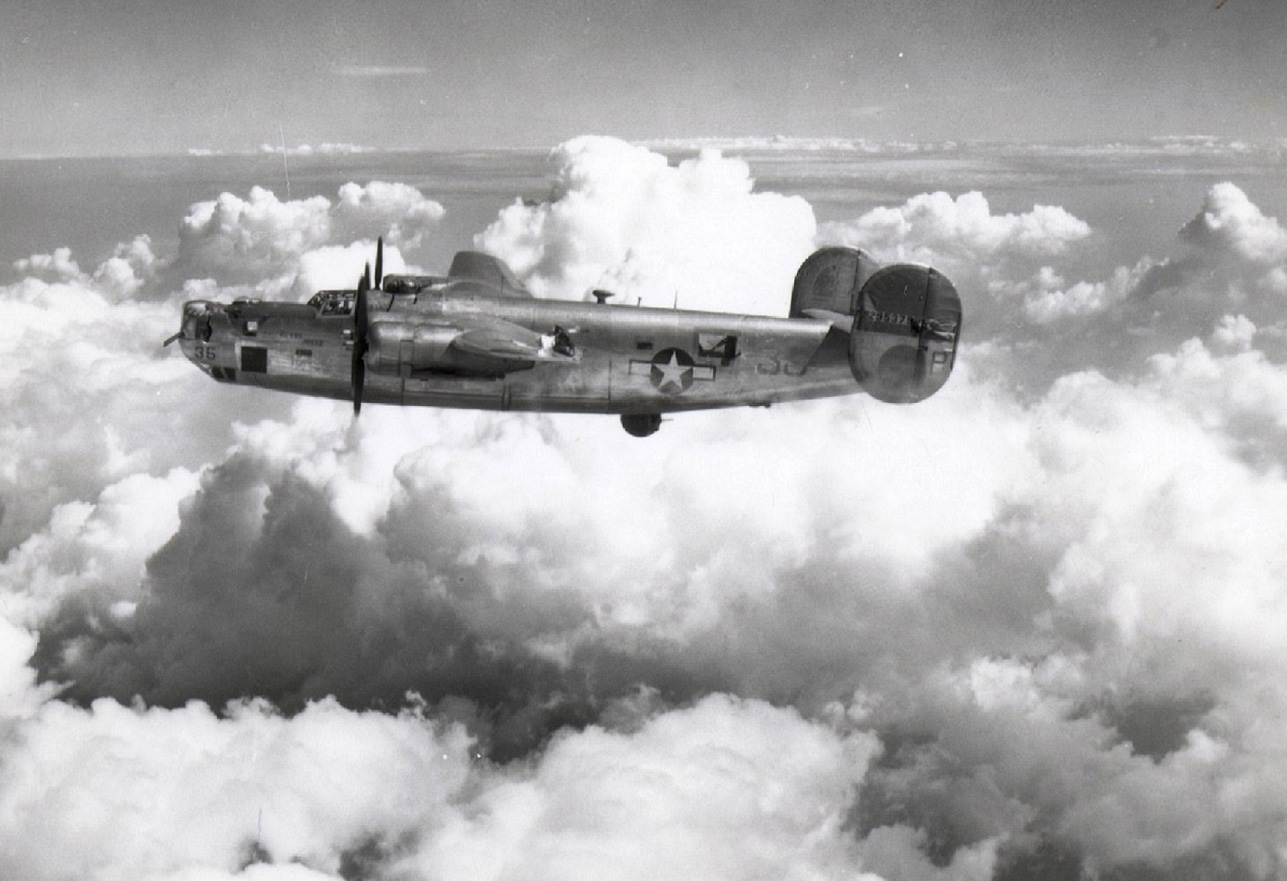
[654,352,692,392]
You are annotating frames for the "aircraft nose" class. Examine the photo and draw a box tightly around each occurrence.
[165,300,213,350]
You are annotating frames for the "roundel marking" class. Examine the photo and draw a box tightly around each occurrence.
[650,347,695,394]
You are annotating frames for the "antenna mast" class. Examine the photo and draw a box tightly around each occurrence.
[278,123,292,200]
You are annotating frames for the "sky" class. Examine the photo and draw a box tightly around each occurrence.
[1,0,1285,157]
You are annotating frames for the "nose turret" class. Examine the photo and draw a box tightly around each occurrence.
[164,300,205,348]
[167,301,223,375]
[182,301,214,341]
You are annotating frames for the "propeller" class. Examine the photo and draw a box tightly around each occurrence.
[350,237,384,416]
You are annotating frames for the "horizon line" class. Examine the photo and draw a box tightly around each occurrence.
[2,134,1284,163]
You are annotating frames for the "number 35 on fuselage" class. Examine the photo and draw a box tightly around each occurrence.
[169,242,961,436]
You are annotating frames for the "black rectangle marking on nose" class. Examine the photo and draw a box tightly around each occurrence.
[241,346,268,373]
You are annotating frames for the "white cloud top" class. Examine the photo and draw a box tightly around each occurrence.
[478,136,817,315]
[823,190,1091,266]
[176,182,442,296]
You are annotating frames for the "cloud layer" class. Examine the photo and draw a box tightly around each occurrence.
[4,138,1287,880]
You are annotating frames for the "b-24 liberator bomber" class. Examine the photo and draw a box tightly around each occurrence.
[169,241,961,436]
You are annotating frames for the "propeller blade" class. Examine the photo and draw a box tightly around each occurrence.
[374,237,384,290]
[352,355,365,415]
[162,331,182,348]
[351,277,370,415]
[356,276,369,339]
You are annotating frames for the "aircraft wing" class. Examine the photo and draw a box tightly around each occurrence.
[449,316,580,363]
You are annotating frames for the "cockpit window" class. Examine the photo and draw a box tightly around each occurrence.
[307,291,354,316]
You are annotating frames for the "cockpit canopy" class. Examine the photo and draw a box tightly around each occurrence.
[306,290,355,315]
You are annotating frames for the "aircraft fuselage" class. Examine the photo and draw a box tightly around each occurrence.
[180,293,852,412]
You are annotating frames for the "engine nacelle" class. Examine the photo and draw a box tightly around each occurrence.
[367,321,531,377]
[792,248,961,403]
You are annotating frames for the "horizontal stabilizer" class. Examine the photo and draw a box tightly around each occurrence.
[800,308,854,332]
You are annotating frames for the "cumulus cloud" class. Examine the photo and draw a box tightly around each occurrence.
[820,190,1091,267]
[0,673,885,881]
[178,188,333,285]
[7,138,1287,880]
[0,179,438,554]
[0,692,474,880]
[92,235,163,301]
[820,180,1287,388]
[1107,183,1287,342]
[292,241,410,300]
[0,260,207,554]
[1212,313,1257,352]
[477,136,817,315]
[174,181,442,295]
[0,468,199,629]
[816,190,1101,361]
[14,246,84,282]
[1012,261,1146,325]
[393,695,880,881]
[1180,182,1287,265]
